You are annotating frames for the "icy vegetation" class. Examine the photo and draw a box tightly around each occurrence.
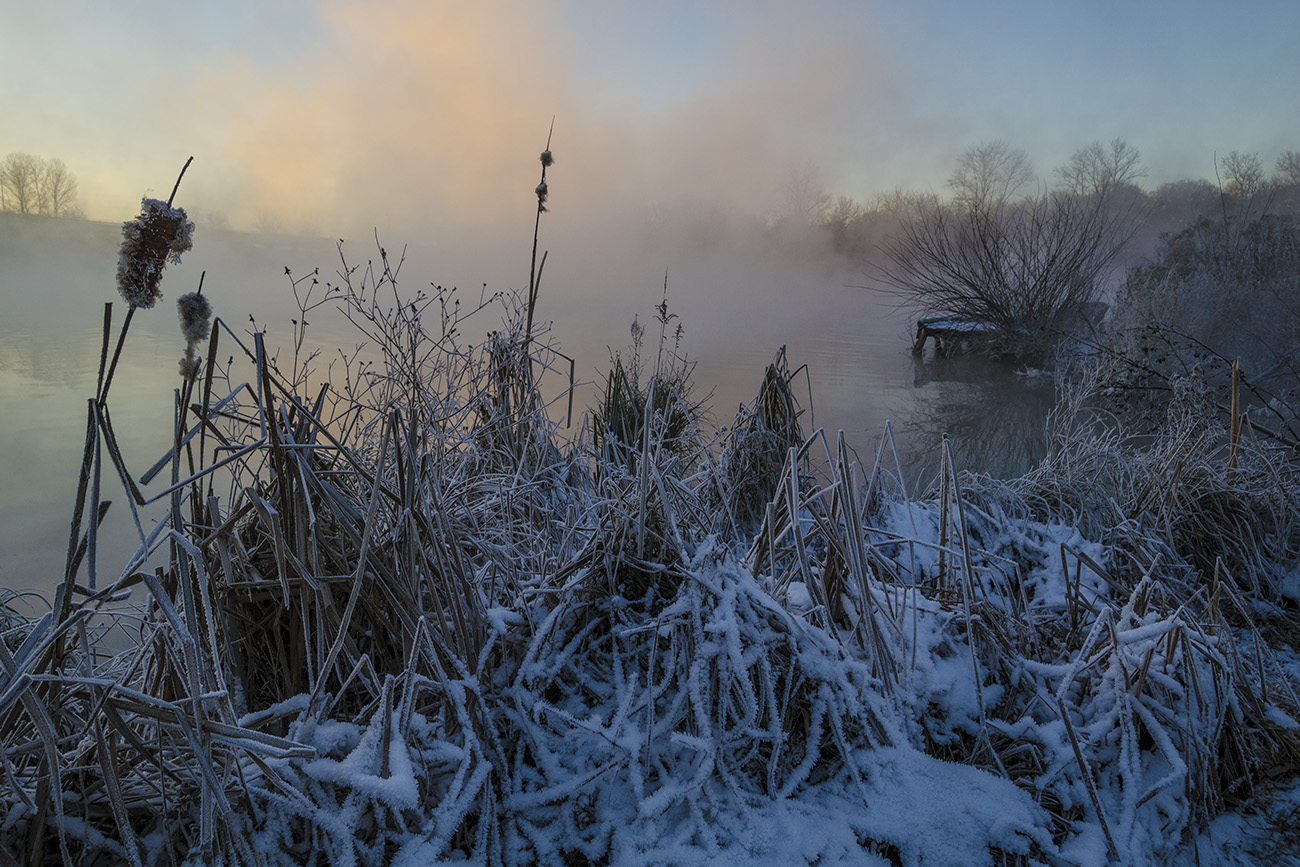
[3,169,1300,865]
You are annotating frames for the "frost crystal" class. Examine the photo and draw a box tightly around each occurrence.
[116,197,195,309]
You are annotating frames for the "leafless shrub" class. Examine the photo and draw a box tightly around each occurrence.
[1104,213,1300,448]
[881,143,1142,363]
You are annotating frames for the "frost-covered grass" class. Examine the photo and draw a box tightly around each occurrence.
[4,176,1300,866]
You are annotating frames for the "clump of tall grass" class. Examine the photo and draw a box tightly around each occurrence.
[706,345,807,535]
[871,359,1300,852]
[849,438,1300,861]
[591,288,707,477]
[990,362,1300,601]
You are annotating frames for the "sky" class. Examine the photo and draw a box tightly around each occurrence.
[2,0,1298,238]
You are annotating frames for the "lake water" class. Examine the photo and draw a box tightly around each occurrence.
[0,214,1051,596]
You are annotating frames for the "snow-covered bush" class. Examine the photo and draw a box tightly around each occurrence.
[1104,213,1300,444]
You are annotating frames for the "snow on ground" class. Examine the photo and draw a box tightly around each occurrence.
[191,495,1300,866]
[8,424,1298,865]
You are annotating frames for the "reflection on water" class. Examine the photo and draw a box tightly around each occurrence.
[898,357,1057,494]
[0,216,1056,595]
[0,328,177,593]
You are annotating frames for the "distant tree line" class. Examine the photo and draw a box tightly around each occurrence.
[812,144,1300,262]
[0,152,81,217]
[796,137,1300,444]
[773,140,1300,364]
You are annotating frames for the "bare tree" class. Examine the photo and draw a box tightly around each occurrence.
[948,140,1034,211]
[0,153,80,217]
[1276,150,1300,214]
[872,187,934,218]
[1275,150,1300,187]
[1056,138,1145,197]
[40,158,78,216]
[821,194,864,254]
[1220,151,1267,200]
[0,153,43,214]
[881,142,1140,362]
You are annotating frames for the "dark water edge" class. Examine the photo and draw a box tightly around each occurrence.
[899,356,1057,493]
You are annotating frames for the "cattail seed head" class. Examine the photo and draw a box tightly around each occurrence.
[116,198,194,309]
[540,149,554,168]
[178,352,201,382]
[176,291,212,343]
[176,289,211,382]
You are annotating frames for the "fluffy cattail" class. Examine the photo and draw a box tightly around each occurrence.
[176,290,212,382]
[116,198,194,309]
[539,149,554,168]
[178,353,201,381]
[535,180,549,212]
[176,291,212,342]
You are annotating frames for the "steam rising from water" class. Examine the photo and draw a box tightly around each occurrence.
[182,1,894,239]
[6,0,1298,247]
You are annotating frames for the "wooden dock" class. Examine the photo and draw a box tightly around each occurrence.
[911,315,1001,357]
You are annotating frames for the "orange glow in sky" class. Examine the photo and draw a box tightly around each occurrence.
[2,0,1297,235]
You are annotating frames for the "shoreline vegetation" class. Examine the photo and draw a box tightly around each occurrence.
[3,153,1300,867]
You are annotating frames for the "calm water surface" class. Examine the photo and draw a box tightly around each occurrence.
[0,216,1049,596]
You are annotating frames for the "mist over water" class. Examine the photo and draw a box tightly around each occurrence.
[0,212,1052,596]
[0,2,1288,604]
